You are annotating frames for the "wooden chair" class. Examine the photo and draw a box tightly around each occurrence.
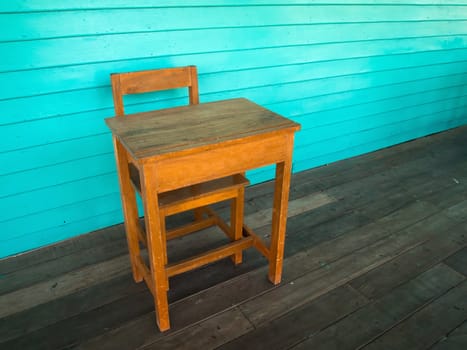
[110,65,249,275]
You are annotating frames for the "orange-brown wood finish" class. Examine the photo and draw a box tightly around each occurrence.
[107,69,300,331]
[111,66,199,116]
[109,67,256,331]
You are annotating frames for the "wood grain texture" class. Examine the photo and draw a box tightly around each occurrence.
[431,320,467,350]
[107,97,299,331]
[1,126,467,349]
[291,264,466,350]
[3,45,467,101]
[106,98,299,159]
[444,247,467,276]
[350,224,467,299]
[218,285,369,350]
[3,0,467,12]
[361,281,467,350]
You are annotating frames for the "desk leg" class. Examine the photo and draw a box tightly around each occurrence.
[269,137,294,285]
[113,137,142,283]
[141,163,170,332]
[230,186,245,265]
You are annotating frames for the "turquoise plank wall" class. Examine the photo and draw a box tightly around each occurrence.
[1,0,467,257]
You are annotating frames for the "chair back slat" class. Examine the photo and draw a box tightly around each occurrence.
[111,65,199,116]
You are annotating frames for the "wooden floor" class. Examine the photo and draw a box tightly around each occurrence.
[2,126,467,350]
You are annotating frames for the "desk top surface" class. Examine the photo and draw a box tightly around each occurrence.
[105,98,301,159]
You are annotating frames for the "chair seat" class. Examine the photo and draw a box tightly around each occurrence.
[159,173,249,211]
[129,164,249,214]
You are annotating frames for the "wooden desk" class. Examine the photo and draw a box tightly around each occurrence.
[106,98,301,331]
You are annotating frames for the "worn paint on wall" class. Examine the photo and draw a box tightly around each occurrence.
[1,0,467,257]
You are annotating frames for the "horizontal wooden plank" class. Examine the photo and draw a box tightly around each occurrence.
[4,60,466,129]
[291,264,466,349]
[293,104,467,156]
[350,227,467,299]
[238,233,421,326]
[144,307,253,350]
[294,119,464,187]
[230,264,463,350]
[0,192,124,246]
[296,91,467,140]
[294,115,467,172]
[0,284,153,350]
[268,70,467,121]
[0,208,123,258]
[430,320,467,350]
[2,6,467,42]
[370,263,466,329]
[289,80,467,131]
[205,61,467,106]
[282,180,447,255]
[0,173,119,222]
[203,66,467,110]
[3,44,467,101]
[2,23,466,72]
[0,273,145,344]
[204,76,463,122]
[293,113,467,171]
[0,237,128,295]
[183,285,369,350]
[361,280,467,349]
[444,247,467,276]
[0,254,131,319]
[308,124,467,183]
[0,108,113,151]
[1,87,113,126]
[0,221,126,274]
[0,153,115,198]
[3,0,467,13]
[0,133,112,175]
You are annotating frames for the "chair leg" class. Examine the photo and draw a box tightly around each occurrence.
[148,213,170,331]
[113,138,143,283]
[191,182,206,221]
[193,207,205,221]
[160,213,169,266]
[230,187,245,265]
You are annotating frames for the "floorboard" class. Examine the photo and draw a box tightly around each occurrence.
[217,284,369,350]
[350,224,467,299]
[1,126,467,350]
[444,247,467,276]
[288,264,465,350]
[431,320,467,350]
[361,280,467,350]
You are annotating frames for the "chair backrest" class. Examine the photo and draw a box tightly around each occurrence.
[110,65,199,116]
